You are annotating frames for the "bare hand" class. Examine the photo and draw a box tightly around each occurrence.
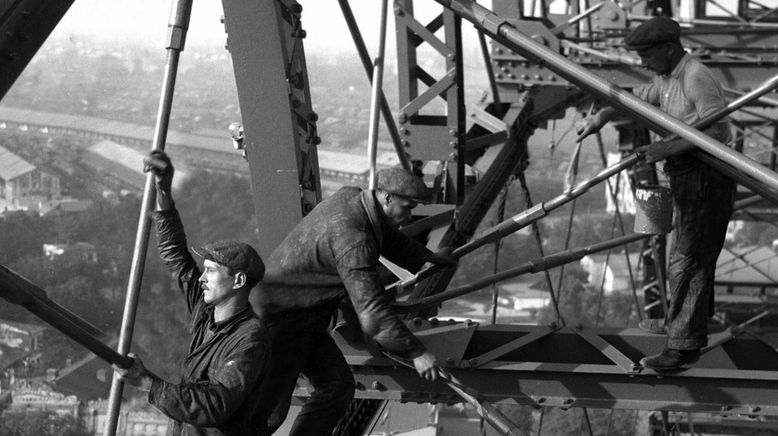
[636,142,666,164]
[575,115,600,142]
[113,352,155,392]
[143,151,174,193]
[412,351,440,381]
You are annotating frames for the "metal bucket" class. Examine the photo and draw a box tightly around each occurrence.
[633,186,672,235]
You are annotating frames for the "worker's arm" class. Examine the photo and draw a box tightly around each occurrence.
[118,337,269,426]
[145,151,202,313]
[336,243,441,380]
[381,225,457,272]
[575,106,618,142]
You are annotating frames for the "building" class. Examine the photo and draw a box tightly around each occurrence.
[43,242,99,263]
[580,251,642,295]
[83,140,188,192]
[0,145,61,211]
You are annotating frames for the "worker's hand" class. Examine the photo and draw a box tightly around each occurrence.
[113,352,155,392]
[428,247,457,267]
[636,142,670,164]
[412,351,440,382]
[575,114,602,142]
[143,151,175,193]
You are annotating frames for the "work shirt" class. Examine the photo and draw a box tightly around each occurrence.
[254,186,433,358]
[633,53,732,175]
[150,207,270,436]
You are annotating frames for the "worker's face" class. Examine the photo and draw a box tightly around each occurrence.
[637,44,673,76]
[199,259,238,306]
[382,193,418,227]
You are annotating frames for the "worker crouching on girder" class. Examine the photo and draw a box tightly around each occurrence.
[249,167,457,435]
[113,151,271,435]
[576,17,735,371]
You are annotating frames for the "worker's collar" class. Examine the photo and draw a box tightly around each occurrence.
[361,189,384,249]
[666,52,690,79]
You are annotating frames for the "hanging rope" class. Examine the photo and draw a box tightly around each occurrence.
[491,177,513,324]
[517,170,565,326]
[595,132,642,323]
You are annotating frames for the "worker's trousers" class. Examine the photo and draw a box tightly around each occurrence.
[252,306,355,436]
[666,165,734,350]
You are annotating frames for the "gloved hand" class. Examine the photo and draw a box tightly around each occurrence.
[143,151,175,194]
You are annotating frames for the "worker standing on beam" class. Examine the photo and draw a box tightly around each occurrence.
[250,167,457,435]
[577,16,735,371]
[113,151,271,435]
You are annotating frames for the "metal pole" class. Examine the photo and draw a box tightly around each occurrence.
[394,233,648,312]
[433,0,778,192]
[366,0,390,189]
[103,1,192,434]
[477,31,502,118]
[0,265,132,368]
[337,0,411,171]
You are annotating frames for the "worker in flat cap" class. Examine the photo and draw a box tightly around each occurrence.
[114,151,270,436]
[250,166,456,435]
[577,16,734,371]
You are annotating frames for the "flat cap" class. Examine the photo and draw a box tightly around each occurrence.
[376,167,431,203]
[194,240,265,283]
[623,16,681,51]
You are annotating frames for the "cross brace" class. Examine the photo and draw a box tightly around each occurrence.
[296,321,778,415]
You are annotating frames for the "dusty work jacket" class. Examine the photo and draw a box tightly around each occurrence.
[254,186,433,358]
[150,207,270,436]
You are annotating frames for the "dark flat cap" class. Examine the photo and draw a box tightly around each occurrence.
[376,167,431,203]
[194,240,265,282]
[624,16,681,51]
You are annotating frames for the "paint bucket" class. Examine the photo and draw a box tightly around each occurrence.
[633,186,672,235]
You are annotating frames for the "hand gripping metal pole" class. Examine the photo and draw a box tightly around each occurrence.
[103,1,192,435]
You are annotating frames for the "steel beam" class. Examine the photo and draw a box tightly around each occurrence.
[222,0,321,255]
[434,0,778,194]
[0,0,75,100]
[305,322,778,415]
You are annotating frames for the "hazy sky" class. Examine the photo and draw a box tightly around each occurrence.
[52,0,450,54]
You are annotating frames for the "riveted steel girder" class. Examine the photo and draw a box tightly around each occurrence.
[296,321,778,415]
[0,0,75,100]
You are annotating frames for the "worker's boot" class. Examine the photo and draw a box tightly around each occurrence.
[640,348,700,371]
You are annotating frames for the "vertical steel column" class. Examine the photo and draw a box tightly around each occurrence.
[337,0,411,171]
[367,0,390,189]
[103,1,192,434]
[222,0,321,255]
[394,0,466,201]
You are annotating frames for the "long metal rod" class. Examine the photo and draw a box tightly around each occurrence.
[477,30,502,117]
[366,0,390,189]
[0,265,131,368]
[394,233,648,312]
[337,0,411,171]
[433,0,778,191]
[103,1,192,434]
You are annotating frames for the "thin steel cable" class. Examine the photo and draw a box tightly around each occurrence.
[595,132,642,322]
[517,170,565,325]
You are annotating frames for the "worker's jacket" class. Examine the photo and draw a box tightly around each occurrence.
[254,187,433,358]
[150,207,270,436]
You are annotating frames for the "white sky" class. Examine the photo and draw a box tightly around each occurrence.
[52,0,450,54]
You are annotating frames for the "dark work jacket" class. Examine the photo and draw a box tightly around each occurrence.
[150,207,270,436]
[253,187,432,358]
